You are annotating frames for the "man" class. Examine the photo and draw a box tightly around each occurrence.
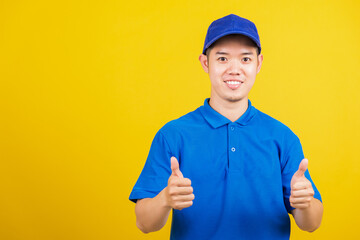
[129,14,323,239]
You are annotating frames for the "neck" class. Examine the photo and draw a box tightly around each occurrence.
[209,96,249,122]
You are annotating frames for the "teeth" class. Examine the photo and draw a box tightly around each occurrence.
[226,81,241,85]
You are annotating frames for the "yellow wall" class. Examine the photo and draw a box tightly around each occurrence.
[1,0,359,239]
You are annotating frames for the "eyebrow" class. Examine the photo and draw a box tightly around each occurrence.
[215,51,254,55]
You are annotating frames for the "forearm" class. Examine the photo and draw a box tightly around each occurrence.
[292,198,323,232]
[135,187,172,233]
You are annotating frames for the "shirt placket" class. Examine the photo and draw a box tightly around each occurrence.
[228,123,241,171]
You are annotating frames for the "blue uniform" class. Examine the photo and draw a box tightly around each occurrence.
[129,98,322,240]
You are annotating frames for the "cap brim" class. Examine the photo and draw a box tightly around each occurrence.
[203,31,261,55]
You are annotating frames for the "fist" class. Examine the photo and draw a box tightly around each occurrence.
[165,156,195,210]
[290,158,315,209]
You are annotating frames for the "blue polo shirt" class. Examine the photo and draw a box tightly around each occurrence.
[129,98,322,240]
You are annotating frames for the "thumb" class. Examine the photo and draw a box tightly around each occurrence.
[171,156,183,178]
[294,158,308,178]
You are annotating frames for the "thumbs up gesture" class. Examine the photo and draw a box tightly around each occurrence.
[165,156,194,210]
[290,158,315,209]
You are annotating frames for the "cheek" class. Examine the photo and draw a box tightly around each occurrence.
[209,66,225,79]
[245,66,258,77]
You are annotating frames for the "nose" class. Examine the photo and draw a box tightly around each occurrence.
[227,59,242,75]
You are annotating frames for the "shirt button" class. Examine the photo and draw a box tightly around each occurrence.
[231,147,236,152]
[230,126,235,131]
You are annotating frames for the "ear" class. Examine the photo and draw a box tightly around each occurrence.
[256,53,263,74]
[199,54,209,73]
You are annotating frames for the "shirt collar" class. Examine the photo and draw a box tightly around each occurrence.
[200,98,257,128]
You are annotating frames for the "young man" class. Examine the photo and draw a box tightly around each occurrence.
[129,14,323,239]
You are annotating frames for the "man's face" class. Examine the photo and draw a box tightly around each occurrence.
[199,35,263,103]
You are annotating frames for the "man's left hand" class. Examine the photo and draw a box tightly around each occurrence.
[290,158,315,209]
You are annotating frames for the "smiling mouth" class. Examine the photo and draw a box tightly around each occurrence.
[224,80,243,89]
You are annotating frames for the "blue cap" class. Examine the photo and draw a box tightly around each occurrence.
[202,14,261,55]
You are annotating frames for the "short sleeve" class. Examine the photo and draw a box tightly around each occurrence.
[281,134,322,213]
[129,130,173,203]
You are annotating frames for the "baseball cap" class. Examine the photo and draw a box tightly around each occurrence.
[202,14,261,55]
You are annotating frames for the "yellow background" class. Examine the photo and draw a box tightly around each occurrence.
[1,0,359,239]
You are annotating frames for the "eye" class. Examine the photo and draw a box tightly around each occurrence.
[242,57,251,62]
[217,57,227,62]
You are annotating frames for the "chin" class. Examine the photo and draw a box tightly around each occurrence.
[225,96,244,102]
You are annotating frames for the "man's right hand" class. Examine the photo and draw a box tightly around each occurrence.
[134,156,194,233]
[165,156,194,210]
